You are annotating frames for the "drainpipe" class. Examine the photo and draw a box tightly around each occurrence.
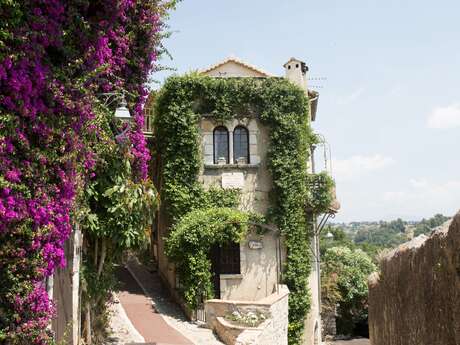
[314,218,322,345]
[310,144,323,345]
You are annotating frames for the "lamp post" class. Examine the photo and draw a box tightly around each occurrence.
[114,94,132,122]
[110,93,133,142]
[99,91,133,124]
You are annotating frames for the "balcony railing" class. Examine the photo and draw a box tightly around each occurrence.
[143,115,154,138]
[306,173,340,214]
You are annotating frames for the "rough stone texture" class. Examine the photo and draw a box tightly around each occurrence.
[368,211,460,345]
[205,285,289,345]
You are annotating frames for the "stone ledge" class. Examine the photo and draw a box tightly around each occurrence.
[216,316,268,331]
[204,163,260,170]
[206,285,289,307]
[220,274,243,280]
[205,285,289,345]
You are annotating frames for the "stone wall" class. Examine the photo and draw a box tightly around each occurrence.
[205,285,289,345]
[368,211,460,345]
[198,117,284,302]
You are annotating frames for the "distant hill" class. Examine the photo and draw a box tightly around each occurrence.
[324,214,450,259]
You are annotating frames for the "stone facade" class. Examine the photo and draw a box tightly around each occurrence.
[368,211,460,345]
[198,116,284,302]
[303,265,321,345]
[205,285,289,345]
[154,57,325,345]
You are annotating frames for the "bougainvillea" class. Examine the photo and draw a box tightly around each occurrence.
[0,1,174,343]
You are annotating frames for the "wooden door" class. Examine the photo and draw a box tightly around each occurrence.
[209,245,220,299]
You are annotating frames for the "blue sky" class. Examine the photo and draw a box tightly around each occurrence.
[154,0,460,222]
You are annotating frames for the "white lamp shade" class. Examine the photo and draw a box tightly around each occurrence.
[114,105,131,121]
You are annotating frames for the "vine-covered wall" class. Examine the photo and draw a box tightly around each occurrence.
[0,1,174,343]
[154,73,332,344]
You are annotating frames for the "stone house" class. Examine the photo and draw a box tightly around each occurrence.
[151,56,336,344]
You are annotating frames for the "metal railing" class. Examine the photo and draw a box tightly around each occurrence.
[143,115,154,137]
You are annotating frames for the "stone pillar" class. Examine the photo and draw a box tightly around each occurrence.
[203,132,214,164]
[229,130,234,164]
[72,227,82,345]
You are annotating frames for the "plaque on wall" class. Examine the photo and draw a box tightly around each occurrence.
[248,240,263,249]
[221,172,244,189]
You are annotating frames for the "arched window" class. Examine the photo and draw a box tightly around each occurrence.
[213,126,229,164]
[233,126,249,164]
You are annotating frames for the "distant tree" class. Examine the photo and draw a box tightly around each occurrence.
[387,218,405,233]
[414,214,450,236]
[320,226,355,251]
[321,246,377,336]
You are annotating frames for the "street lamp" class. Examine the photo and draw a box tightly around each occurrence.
[109,93,133,143]
[325,231,334,240]
[114,95,132,123]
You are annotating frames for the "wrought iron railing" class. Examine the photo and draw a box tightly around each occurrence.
[142,115,154,137]
[306,173,339,213]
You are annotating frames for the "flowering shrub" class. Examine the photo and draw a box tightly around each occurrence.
[0,1,174,343]
[225,309,269,328]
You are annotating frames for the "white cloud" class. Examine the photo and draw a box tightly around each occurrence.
[338,87,365,105]
[333,154,395,181]
[382,178,460,217]
[427,103,460,129]
[409,178,428,188]
[387,84,405,97]
[383,191,407,201]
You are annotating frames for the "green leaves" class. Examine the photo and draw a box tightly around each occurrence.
[305,172,335,212]
[82,147,156,249]
[165,207,256,308]
[321,246,377,334]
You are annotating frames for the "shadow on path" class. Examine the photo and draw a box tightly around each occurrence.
[124,258,224,345]
[115,266,193,345]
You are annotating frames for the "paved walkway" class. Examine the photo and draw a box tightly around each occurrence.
[126,258,223,345]
[116,266,193,344]
[106,292,145,344]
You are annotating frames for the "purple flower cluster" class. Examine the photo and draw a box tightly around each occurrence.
[0,0,165,343]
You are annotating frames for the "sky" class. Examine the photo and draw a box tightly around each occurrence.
[154,0,460,222]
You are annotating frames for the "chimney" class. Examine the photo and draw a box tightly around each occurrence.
[283,57,308,92]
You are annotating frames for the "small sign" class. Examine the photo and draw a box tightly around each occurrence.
[221,172,244,189]
[248,240,263,249]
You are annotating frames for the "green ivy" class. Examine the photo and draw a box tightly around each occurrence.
[165,207,263,308]
[154,74,333,344]
[306,172,335,212]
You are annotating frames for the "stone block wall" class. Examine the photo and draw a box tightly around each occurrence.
[368,211,460,345]
[205,285,289,345]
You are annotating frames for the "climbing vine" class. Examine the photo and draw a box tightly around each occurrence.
[306,172,335,212]
[154,74,334,344]
[165,207,263,308]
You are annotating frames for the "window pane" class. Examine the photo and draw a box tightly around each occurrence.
[214,127,229,164]
[233,126,249,163]
[220,243,240,274]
